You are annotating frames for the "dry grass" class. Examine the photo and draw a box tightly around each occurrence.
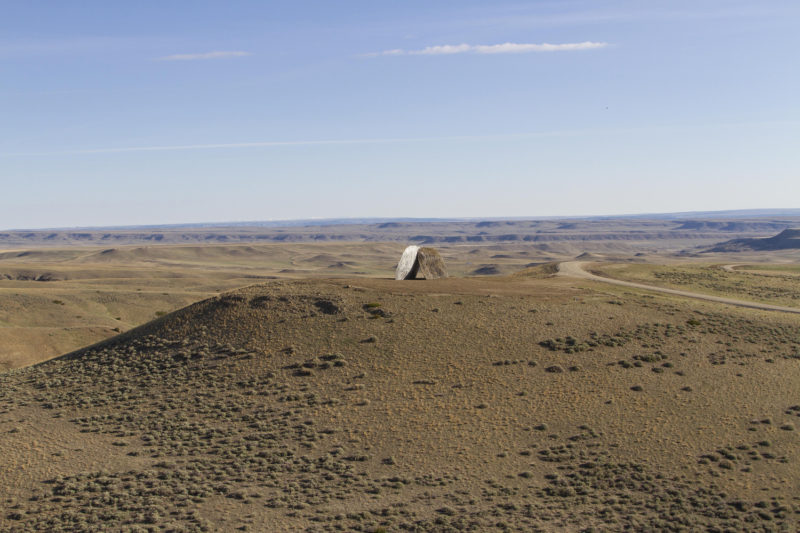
[0,241,635,370]
[0,242,498,370]
[1,273,799,531]
[594,262,800,308]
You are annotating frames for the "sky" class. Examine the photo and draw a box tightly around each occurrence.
[2,0,799,229]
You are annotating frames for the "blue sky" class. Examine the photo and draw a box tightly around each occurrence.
[2,0,799,229]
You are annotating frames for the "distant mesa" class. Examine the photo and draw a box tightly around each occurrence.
[705,228,800,252]
[395,246,448,280]
[675,220,790,232]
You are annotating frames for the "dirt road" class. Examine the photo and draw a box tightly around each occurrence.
[557,261,800,315]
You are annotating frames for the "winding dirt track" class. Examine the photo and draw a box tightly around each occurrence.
[557,261,800,315]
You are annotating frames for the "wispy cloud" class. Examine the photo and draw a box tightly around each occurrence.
[5,120,799,158]
[365,41,608,57]
[0,133,584,157]
[156,50,251,61]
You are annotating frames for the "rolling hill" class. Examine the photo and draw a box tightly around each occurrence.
[2,274,799,531]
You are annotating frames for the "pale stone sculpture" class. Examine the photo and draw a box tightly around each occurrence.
[395,245,420,280]
[395,246,448,280]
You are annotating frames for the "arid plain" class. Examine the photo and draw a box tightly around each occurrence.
[2,217,800,531]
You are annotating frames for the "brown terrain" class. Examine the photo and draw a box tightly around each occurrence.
[705,228,800,253]
[3,217,800,372]
[1,217,800,531]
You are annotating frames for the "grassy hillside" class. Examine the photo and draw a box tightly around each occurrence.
[0,242,620,370]
[2,275,799,531]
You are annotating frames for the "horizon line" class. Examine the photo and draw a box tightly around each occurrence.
[4,208,800,232]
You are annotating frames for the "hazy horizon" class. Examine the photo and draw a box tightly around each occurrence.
[4,207,800,232]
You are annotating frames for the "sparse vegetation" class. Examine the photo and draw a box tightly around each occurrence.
[2,254,800,531]
[596,263,800,308]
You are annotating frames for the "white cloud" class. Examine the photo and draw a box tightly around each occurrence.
[472,42,608,53]
[414,44,473,55]
[156,50,251,61]
[366,41,608,57]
